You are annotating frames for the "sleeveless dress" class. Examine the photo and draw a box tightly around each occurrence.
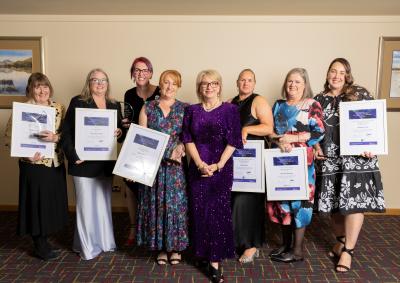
[267,98,324,228]
[231,93,266,251]
[314,86,385,214]
[136,99,189,252]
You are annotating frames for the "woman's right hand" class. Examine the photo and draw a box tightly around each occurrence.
[313,144,326,160]
[75,160,84,165]
[198,162,214,177]
[26,152,43,162]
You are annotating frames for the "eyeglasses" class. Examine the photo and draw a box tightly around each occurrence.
[34,85,50,90]
[200,81,220,88]
[90,78,108,84]
[134,68,150,75]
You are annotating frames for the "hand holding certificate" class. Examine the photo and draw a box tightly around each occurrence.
[339,99,388,155]
[265,147,308,201]
[75,108,118,160]
[113,124,169,187]
[11,102,56,158]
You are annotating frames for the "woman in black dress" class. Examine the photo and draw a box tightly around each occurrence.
[5,73,68,260]
[122,57,160,246]
[230,69,273,263]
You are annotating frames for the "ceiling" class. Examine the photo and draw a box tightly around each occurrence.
[1,0,400,16]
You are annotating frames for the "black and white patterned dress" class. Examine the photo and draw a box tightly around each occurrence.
[314,86,385,214]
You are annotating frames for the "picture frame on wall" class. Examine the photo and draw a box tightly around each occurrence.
[0,37,44,109]
[377,36,400,111]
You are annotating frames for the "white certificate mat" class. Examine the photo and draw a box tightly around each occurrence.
[113,124,170,187]
[339,99,388,155]
[11,102,55,158]
[75,108,118,160]
[232,140,265,193]
[265,147,308,201]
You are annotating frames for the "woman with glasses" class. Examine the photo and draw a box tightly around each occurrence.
[122,57,160,246]
[136,70,189,265]
[182,70,242,283]
[229,69,274,264]
[314,58,385,273]
[61,68,122,260]
[4,73,68,260]
[267,68,324,263]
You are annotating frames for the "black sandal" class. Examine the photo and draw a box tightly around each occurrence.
[336,246,354,273]
[209,264,224,283]
[329,236,345,258]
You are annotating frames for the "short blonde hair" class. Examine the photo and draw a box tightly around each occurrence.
[195,69,222,102]
[237,68,256,83]
[159,70,182,88]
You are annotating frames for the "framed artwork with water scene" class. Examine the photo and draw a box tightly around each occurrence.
[0,37,44,108]
[377,36,400,111]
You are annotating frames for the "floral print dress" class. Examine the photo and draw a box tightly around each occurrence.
[267,98,324,228]
[314,86,385,214]
[136,99,189,252]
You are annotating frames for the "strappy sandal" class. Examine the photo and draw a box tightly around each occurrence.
[209,263,224,283]
[336,246,354,273]
[239,249,259,264]
[156,252,168,266]
[329,236,345,258]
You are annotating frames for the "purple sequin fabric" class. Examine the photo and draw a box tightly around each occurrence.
[182,102,243,262]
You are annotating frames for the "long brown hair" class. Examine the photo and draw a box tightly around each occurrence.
[79,68,111,102]
[324,58,357,101]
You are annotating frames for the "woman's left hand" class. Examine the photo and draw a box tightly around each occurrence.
[114,128,122,138]
[278,142,293,153]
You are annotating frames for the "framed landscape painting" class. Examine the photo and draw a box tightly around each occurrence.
[0,37,44,108]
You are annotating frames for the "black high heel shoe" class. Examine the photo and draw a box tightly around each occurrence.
[329,236,345,258]
[336,246,354,273]
[208,263,224,283]
[269,245,290,257]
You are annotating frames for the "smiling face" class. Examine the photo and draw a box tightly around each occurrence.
[199,75,221,101]
[89,71,108,97]
[160,75,178,99]
[285,72,305,102]
[133,61,153,87]
[237,70,255,96]
[327,61,346,92]
[33,83,51,105]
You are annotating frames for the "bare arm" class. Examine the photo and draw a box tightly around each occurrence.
[185,143,213,176]
[242,96,274,143]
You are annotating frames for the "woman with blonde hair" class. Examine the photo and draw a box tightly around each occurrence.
[61,68,122,260]
[182,70,242,282]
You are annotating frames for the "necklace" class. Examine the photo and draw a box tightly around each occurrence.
[202,99,221,112]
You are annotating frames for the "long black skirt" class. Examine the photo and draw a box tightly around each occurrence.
[231,192,265,251]
[18,161,68,236]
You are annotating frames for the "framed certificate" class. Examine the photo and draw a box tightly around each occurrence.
[265,147,308,201]
[11,102,55,158]
[232,140,265,193]
[113,124,170,187]
[339,99,388,155]
[75,108,118,160]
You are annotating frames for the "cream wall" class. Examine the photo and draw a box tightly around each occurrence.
[1,15,399,209]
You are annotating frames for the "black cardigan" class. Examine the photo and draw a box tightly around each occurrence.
[61,95,122,177]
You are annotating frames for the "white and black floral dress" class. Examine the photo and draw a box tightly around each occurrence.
[314,86,385,214]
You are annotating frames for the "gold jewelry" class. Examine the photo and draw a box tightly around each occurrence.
[202,100,221,112]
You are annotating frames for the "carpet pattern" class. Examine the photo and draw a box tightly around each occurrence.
[0,212,399,282]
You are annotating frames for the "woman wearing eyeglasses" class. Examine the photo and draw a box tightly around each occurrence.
[314,58,385,273]
[182,70,242,283]
[61,68,122,260]
[4,73,68,260]
[122,57,160,246]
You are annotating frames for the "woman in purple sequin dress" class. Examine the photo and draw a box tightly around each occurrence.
[182,70,242,283]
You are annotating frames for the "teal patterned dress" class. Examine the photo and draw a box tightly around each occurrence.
[136,99,189,252]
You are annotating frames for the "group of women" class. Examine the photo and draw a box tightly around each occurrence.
[5,56,385,282]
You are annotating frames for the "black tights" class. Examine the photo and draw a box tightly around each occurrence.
[280,223,305,257]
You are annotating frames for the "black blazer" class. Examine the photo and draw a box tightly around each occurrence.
[61,95,122,177]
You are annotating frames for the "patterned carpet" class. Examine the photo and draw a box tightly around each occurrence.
[0,211,399,282]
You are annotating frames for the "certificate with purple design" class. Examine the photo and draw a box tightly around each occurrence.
[113,124,169,187]
[75,108,117,160]
[11,102,55,158]
[265,147,308,201]
[232,140,265,193]
[339,99,388,155]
